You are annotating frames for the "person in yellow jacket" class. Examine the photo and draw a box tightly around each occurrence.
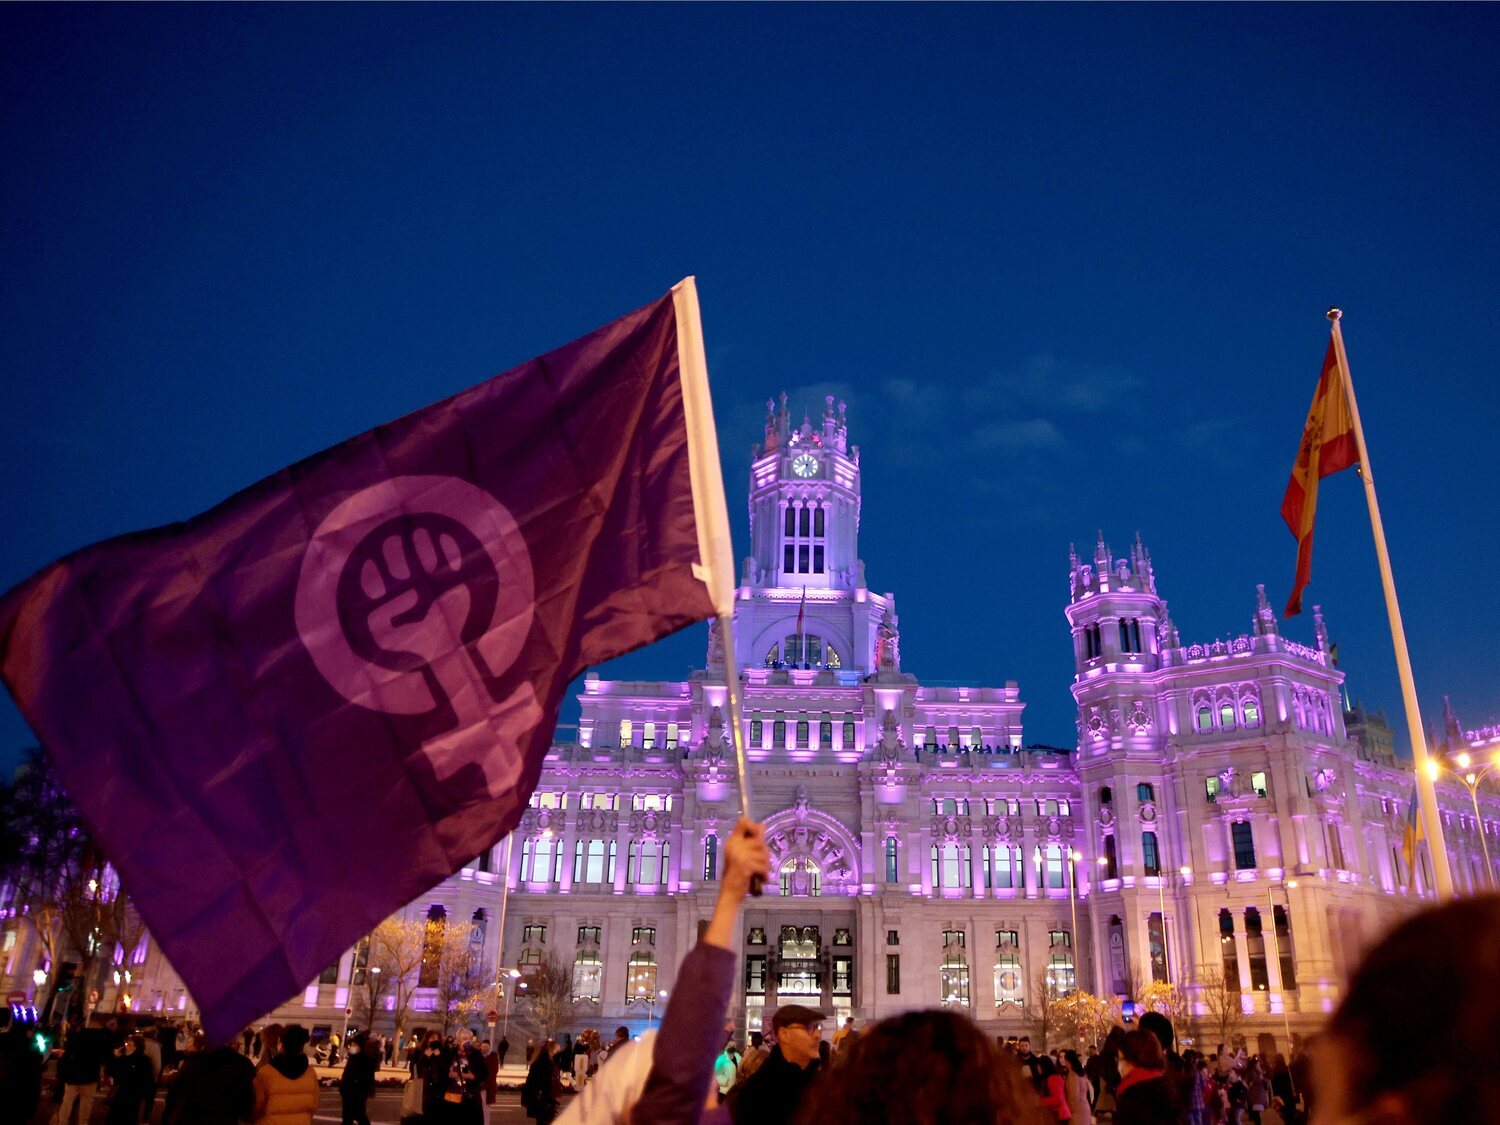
[253,1024,319,1125]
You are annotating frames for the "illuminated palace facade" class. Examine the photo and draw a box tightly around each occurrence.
[5,397,1497,1047]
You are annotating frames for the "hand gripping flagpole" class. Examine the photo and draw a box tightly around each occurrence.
[1326,309,1454,901]
[673,278,764,895]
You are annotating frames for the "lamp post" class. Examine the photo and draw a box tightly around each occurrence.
[1447,751,1500,889]
[1155,865,1191,993]
[501,969,521,1043]
[1265,878,1297,1051]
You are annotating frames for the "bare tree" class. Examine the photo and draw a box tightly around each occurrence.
[1193,966,1244,1050]
[1054,990,1123,1050]
[514,951,583,1043]
[367,917,428,1045]
[1137,980,1187,1025]
[430,927,491,1036]
[1026,968,1066,1050]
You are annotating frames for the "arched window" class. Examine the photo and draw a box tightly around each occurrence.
[626,951,657,1000]
[994,930,1023,1006]
[1219,702,1236,730]
[1046,929,1076,995]
[1197,706,1214,732]
[1102,835,1119,880]
[884,837,899,883]
[1045,845,1065,889]
[1243,700,1261,728]
[572,950,602,1002]
[779,858,821,897]
[940,952,971,1007]
[1100,786,1113,806]
[1137,782,1155,803]
[419,905,447,987]
[703,835,718,881]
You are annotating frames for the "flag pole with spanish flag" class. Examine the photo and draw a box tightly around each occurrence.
[1284,309,1453,900]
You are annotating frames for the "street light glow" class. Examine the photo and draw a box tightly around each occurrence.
[32,969,46,986]
[1425,760,1439,781]
[1456,752,1472,769]
[1467,773,1478,785]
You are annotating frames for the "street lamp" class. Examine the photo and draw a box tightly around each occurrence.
[1438,750,1500,890]
[1156,865,1190,991]
[501,969,521,1042]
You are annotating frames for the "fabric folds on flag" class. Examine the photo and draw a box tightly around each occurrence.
[1401,782,1424,889]
[0,283,723,1042]
[1281,337,1359,616]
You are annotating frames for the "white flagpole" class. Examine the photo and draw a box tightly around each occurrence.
[1326,309,1453,901]
[672,279,762,892]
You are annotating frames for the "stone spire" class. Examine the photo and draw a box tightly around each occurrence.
[1253,584,1280,636]
[1159,599,1180,649]
[1312,605,1331,653]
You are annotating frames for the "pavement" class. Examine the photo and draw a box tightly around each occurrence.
[33,1086,552,1124]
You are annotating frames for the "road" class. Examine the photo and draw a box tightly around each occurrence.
[32,1087,544,1124]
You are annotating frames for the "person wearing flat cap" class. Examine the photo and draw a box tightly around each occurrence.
[726,1003,826,1124]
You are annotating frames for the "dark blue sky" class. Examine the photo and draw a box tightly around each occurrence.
[3,4,1497,772]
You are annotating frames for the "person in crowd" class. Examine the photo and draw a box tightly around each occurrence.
[726,1003,824,1123]
[831,1017,856,1055]
[1091,1027,1125,1119]
[481,1039,501,1104]
[522,1038,564,1124]
[339,1031,377,1125]
[497,1034,511,1070]
[714,1041,741,1103]
[440,1038,488,1124]
[1115,1029,1180,1125]
[257,1024,284,1070]
[0,1011,44,1123]
[1139,1011,1194,1120]
[795,1009,1047,1125]
[1243,1058,1269,1125]
[163,1042,257,1125]
[573,1029,592,1090]
[1018,1036,1035,1063]
[53,1017,111,1125]
[252,1023,319,1125]
[1064,1049,1095,1125]
[555,1032,657,1125]
[106,1034,155,1125]
[1269,1054,1295,1125]
[603,1027,629,1061]
[418,1032,453,1120]
[1037,1054,1074,1124]
[1308,895,1500,1125]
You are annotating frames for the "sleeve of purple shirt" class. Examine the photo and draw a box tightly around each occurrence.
[630,941,737,1125]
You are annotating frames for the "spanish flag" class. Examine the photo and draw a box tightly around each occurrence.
[1401,782,1424,889]
[1282,337,1359,616]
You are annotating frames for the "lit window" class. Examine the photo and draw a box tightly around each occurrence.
[1137,783,1155,803]
[1251,772,1268,798]
[619,719,632,746]
[1232,821,1257,869]
[1243,701,1260,727]
[1197,706,1214,731]
[1220,703,1236,730]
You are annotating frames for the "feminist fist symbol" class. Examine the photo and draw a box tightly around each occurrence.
[296,476,541,799]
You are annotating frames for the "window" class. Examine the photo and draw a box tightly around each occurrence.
[1137,782,1155,803]
[988,845,1018,889]
[833,928,852,946]
[703,835,718,881]
[779,859,821,897]
[626,951,657,1000]
[833,956,852,995]
[1326,823,1347,870]
[932,845,971,890]
[1206,776,1221,803]
[942,929,966,948]
[1142,831,1160,877]
[750,718,763,744]
[995,933,1023,1006]
[642,721,656,749]
[843,718,856,746]
[1245,908,1270,991]
[748,927,766,945]
[885,837,899,883]
[886,954,901,994]
[1220,702,1236,730]
[420,905,448,987]
[1100,786,1113,806]
[773,718,786,745]
[1273,905,1298,990]
[1251,772,1268,798]
[522,923,547,945]
[319,960,339,986]
[632,927,656,946]
[1119,618,1143,654]
[746,956,767,994]
[1148,912,1168,984]
[572,951,602,1002]
[1219,909,1240,991]
[1047,930,1076,995]
[1045,845,1065,889]
[525,835,561,884]
[627,840,670,885]
[1197,706,1214,731]
[574,839,615,886]
[1102,835,1119,880]
[618,719,632,747]
[665,722,679,750]
[577,925,601,945]
[1084,624,1103,660]
[819,720,833,748]
[796,719,809,746]
[887,930,900,946]
[940,953,971,1007]
[780,926,819,959]
[1243,700,1261,727]
[1232,822,1257,869]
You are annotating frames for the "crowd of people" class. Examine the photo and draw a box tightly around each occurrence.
[2,819,1496,1125]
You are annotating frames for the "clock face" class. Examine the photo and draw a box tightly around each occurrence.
[791,453,818,478]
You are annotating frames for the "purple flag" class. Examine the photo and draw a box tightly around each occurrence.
[0,281,730,1042]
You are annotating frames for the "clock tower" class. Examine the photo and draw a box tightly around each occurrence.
[730,393,894,674]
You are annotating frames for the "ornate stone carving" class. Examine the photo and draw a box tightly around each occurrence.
[576,808,619,834]
[629,808,670,839]
[1126,700,1152,734]
[1139,802,1157,825]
